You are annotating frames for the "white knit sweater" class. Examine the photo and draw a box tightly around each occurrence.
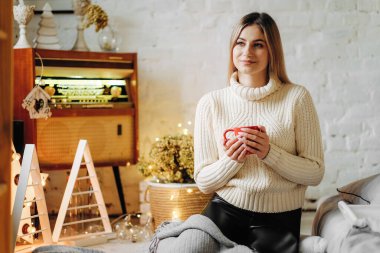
[194,73,325,213]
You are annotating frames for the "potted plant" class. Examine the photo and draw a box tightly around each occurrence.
[137,134,212,228]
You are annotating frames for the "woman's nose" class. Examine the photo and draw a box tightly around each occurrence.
[242,44,252,56]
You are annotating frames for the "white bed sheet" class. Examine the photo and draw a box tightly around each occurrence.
[313,195,380,253]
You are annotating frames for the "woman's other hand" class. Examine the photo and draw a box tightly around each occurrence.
[238,125,270,159]
[224,138,248,163]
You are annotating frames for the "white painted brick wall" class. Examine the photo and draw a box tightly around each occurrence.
[20,0,380,208]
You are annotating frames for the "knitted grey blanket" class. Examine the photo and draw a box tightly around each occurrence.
[149,214,255,253]
[32,245,105,253]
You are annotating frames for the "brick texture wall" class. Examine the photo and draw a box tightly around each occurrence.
[21,0,380,213]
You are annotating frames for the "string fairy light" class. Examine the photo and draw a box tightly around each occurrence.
[27,226,36,234]
[176,120,193,135]
[171,209,180,221]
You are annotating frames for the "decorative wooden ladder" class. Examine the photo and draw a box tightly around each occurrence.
[52,139,112,243]
[12,144,53,250]
[11,143,33,245]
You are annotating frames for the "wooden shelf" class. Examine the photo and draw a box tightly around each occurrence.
[35,49,136,63]
[0,30,7,40]
[34,49,137,79]
[35,66,134,79]
[49,107,135,117]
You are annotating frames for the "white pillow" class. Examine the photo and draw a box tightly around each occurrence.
[337,173,380,205]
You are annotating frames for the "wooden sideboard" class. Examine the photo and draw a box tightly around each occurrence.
[13,49,139,169]
[13,49,139,214]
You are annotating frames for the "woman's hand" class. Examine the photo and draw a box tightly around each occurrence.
[238,125,270,159]
[224,138,248,163]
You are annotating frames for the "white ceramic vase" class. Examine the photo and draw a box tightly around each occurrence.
[72,15,89,51]
[13,2,35,48]
[72,0,90,51]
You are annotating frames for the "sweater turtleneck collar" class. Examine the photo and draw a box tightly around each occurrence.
[230,72,282,101]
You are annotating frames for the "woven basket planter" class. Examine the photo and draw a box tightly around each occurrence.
[146,182,212,229]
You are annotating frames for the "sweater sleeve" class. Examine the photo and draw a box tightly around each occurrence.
[262,89,325,186]
[193,94,243,194]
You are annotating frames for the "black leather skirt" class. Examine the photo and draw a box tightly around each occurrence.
[202,194,301,253]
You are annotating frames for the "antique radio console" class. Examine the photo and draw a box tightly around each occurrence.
[38,78,131,109]
[13,49,139,169]
[14,49,139,214]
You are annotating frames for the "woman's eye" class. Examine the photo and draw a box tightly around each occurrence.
[236,41,245,46]
[253,43,263,48]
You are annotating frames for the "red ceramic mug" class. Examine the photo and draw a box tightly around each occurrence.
[223,125,260,145]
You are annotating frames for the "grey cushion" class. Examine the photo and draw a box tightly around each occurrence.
[338,173,380,205]
[32,245,104,253]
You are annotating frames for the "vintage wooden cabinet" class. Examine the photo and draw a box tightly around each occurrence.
[13,49,139,213]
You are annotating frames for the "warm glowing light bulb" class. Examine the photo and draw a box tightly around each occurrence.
[177,123,182,128]
[148,165,153,170]
[172,210,179,220]
[186,189,193,193]
[155,137,160,142]
[27,226,36,234]
[127,162,131,166]
[187,121,192,125]
[12,153,21,160]
[183,128,189,135]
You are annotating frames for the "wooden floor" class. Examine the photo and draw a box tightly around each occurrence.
[301,211,316,235]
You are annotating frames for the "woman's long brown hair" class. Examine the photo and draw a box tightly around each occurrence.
[228,12,291,84]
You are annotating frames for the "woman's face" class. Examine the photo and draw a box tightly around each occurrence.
[232,24,269,77]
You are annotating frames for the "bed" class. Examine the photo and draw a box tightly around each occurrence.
[311,173,380,253]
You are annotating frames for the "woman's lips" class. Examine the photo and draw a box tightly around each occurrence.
[240,60,256,65]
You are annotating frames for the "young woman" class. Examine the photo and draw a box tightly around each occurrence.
[194,12,324,253]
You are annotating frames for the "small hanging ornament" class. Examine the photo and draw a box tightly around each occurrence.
[22,85,52,119]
